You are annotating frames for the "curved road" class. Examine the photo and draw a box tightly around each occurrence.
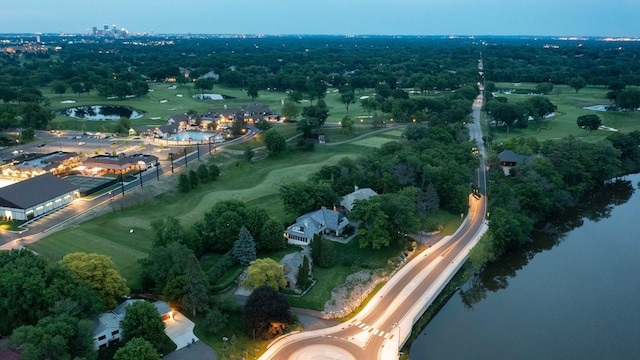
[262,93,487,360]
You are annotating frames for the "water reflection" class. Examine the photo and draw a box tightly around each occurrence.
[460,178,634,309]
[58,105,145,120]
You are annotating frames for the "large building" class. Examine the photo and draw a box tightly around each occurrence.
[0,173,79,221]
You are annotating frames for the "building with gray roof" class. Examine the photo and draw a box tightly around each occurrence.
[0,173,79,221]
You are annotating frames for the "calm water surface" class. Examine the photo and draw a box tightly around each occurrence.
[410,174,640,360]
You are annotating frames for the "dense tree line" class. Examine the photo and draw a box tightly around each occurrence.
[2,36,640,134]
[280,123,477,249]
[482,132,640,262]
[0,249,137,359]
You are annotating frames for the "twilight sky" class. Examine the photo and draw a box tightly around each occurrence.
[2,0,638,37]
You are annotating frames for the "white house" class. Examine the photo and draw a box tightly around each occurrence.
[340,187,378,212]
[92,299,172,350]
[284,206,349,246]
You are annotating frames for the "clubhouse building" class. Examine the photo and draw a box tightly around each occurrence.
[0,173,79,221]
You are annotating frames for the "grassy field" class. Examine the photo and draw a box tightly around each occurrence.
[25,135,390,289]
[489,83,640,143]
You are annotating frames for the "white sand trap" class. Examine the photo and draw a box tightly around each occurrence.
[159,100,168,103]
[150,117,161,120]
[176,94,183,97]
[583,105,609,111]
[169,108,177,111]
[60,100,76,104]
[360,95,370,99]
[148,89,154,92]
[168,85,177,89]
[599,125,618,132]
[192,94,223,100]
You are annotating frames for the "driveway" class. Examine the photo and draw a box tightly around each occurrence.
[164,311,199,350]
[162,340,217,360]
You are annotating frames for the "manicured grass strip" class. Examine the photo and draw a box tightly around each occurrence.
[351,136,398,148]
[489,84,640,143]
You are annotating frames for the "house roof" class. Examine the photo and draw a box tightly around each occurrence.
[245,103,270,114]
[153,300,171,316]
[285,206,349,240]
[498,150,519,163]
[0,173,78,209]
[279,252,304,285]
[340,187,378,212]
[169,114,190,122]
[93,299,170,336]
[498,150,534,166]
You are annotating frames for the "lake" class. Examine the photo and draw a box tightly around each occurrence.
[409,174,640,359]
[57,105,145,120]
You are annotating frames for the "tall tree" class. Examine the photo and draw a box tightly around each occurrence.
[131,80,149,97]
[60,252,129,310]
[260,219,286,250]
[197,163,210,183]
[194,78,214,95]
[615,88,640,111]
[297,255,310,289]
[243,285,292,340]
[522,96,557,123]
[189,169,199,188]
[490,102,526,133]
[8,315,97,360]
[242,258,286,290]
[114,337,160,360]
[280,180,339,215]
[577,114,602,134]
[201,307,228,336]
[264,128,287,156]
[568,76,587,93]
[281,100,300,121]
[339,86,356,114]
[182,254,210,317]
[247,83,259,101]
[51,81,67,96]
[0,250,100,334]
[233,227,257,266]
[151,216,188,248]
[139,242,192,293]
[178,173,190,193]
[311,235,337,268]
[120,301,166,351]
[208,163,221,180]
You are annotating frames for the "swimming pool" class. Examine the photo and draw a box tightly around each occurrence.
[168,132,215,141]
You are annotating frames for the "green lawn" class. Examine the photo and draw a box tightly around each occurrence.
[46,81,427,134]
[26,144,369,289]
[287,238,407,310]
[489,83,640,143]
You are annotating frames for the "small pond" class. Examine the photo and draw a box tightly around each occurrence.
[58,105,145,121]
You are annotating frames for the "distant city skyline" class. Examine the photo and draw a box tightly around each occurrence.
[2,0,639,37]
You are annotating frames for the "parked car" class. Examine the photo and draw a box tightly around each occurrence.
[78,142,86,146]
